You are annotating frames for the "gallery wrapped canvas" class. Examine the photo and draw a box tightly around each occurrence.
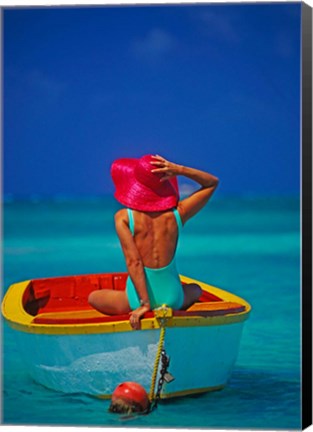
[1,1,312,430]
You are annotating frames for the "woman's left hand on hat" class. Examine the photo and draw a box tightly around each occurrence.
[150,155,181,182]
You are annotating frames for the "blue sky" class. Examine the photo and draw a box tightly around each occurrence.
[3,3,301,198]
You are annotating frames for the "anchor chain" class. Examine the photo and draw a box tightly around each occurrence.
[149,348,171,411]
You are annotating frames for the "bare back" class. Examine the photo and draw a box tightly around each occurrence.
[128,209,179,269]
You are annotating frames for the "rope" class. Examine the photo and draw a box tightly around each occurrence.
[148,305,169,402]
[149,325,166,401]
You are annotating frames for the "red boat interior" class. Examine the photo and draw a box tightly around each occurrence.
[23,273,246,324]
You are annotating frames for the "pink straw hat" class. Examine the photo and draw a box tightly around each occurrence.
[111,154,179,212]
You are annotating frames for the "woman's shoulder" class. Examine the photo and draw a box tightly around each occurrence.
[114,208,128,223]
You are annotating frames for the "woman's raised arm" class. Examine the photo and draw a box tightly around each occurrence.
[150,155,219,225]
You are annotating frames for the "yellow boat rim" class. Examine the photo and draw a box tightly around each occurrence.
[1,275,251,336]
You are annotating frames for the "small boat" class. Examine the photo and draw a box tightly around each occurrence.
[1,273,251,399]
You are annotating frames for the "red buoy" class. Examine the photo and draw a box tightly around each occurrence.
[109,382,150,414]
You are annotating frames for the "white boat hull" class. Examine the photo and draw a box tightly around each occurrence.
[14,320,245,398]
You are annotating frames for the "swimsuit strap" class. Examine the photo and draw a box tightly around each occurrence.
[127,208,135,235]
[127,208,182,236]
[173,208,183,234]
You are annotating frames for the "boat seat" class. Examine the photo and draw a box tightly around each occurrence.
[32,273,128,314]
[32,302,245,324]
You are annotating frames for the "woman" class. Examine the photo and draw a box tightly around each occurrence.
[88,154,219,330]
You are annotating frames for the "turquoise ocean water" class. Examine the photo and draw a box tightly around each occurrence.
[2,196,301,429]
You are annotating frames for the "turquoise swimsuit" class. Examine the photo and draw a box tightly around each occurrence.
[126,208,184,310]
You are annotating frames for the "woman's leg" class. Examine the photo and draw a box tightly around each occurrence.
[181,283,202,310]
[88,289,131,315]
